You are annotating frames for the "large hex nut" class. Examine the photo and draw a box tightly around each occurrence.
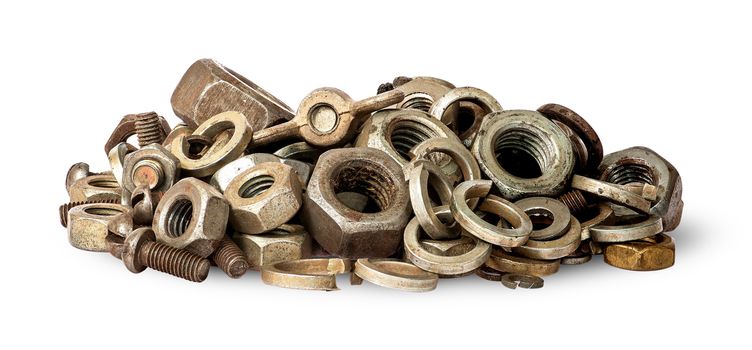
[68,203,131,252]
[122,144,180,193]
[210,153,312,193]
[300,147,412,258]
[224,162,303,234]
[232,225,312,270]
[471,110,575,200]
[598,146,683,232]
[68,174,123,202]
[170,58,294,132]
[153,178,230,258]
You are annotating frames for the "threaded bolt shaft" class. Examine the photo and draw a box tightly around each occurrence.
[211,236,249,279]
[59,199,120,227]
[559,190,589,214]
[135,112,166,147]
[138,241,211,282]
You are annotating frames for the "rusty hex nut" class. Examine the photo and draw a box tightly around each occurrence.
[170,58,294,132]
[604,233,675,271]
[300,147,412,258]
[68,203,130,252]
[598,146,683,232]
[224,162,303,234]
[210,153,312,193]
[153,178,230,258]
[122,144,180,193]
[232,225,312,270]
[68,174,123,202]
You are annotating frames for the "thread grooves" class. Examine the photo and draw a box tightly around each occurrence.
[135,112,166,147]
[559,190,589,213]
[401,96,433,112]
[211,236,249,278]
[389,120,438,160]
[333,160,394,211]
[59,199,119,227]
[606,163,655,185]
[140,241,210,282]
[166,200,193,238]
[239,175,275,198]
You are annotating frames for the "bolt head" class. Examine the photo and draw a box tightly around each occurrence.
[123,228,156,273]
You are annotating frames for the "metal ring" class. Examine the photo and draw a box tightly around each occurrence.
[485,249,560,276]
[475,265,505,281]
[578,203,615,240]
[571,175,651,214]
[515,197,571,240]
[408,160,458,240]
[590,215,664,243]
[429,87,503,147]
[403,207,491,276]
[512,216,581,260]
[261,258,351,291]
[501,274,544,289]
[450,179,532,247]
[538,103,603,175]
[353,258,438,292]
[407,137,482,190]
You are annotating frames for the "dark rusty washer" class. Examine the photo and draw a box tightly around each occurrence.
[300,147,412,258]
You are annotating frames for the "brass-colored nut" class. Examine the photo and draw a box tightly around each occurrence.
[300,147,412,258]
[122,144,180,193]
[471,110,575,200]
[68,174,123,202]
[68,203,130,252]
[598,146,683,232]
[153,178,230,258]
[224,162,303,234]
[170,58,295,131]
[604,233,675,271]
[232,224,311,270]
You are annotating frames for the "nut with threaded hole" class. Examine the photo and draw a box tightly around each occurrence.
[211,236,249,278]
[123,227,211,283]
[59,199,120,227]
[135,112,167,147]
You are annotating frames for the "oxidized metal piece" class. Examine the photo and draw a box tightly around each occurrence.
[472,110,575,199]
[153,178,230,258]
[406,137,482,186]
[261,258,352,291]
[485,249,560,277]
[571,175,652,214]
[67,203,130,252]
[250,88,404,149]
[538,103,603,175]
[127,186,156,226]
[515,197,572,240]
[300,147,411,258]
[430,87,502,147]
[59,199,119,227]
[273,142,322,164]
[604,233,675,271]
[108,143,130,187]
[171,111,254,178]
[210,236,249,279]
[578,203,615,240]
[224,162,303,234]
[407,160,458,240]
[561,249,593,265]
[450,180,532,247]
[512,217,581,260]
[122,227,211,283]
[232,224,312,270]
[598,146,683,232]
[210,153,312,193]
[106,233,125,259]
[104,112,171,155]
[68,174,122,203]
[501,274,544,289]
[353,258,438,292]
[476,265,505,281]
[590,215,663,243]
[171,58,295,131]
[122,144,180,193]
[391,76,456,113]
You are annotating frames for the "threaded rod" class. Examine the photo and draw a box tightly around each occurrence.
[559,190,589,214]
[135,112,166,147]
[211,236,249,279]
[139,241,210,282]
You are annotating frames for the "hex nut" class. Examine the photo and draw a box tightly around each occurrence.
[170,58,294,132]
[68,203,131,252]
[300,147,412,258]
[68,174,123,202]
[392,76,456,113]
[598,146,683,232]
[604,233,675,271]
[471,110,575,200]
[232,225,312,270]
[210,153,312,193]
[153,178,230,258]
[122,144,180,193]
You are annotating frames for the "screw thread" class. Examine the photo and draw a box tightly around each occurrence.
[139,241,210,282]
[135,112,165,147]
[59,199,119,227]
[559,190,589,213]
[211,236,249,279]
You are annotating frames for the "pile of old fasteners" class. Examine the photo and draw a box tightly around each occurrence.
[61,59,682,291]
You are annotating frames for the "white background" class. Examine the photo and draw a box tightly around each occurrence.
[1,1,749,349]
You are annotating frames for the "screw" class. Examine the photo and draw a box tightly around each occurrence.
[135,112,167,147]
[211,236,249,279]
[123,228,210,282]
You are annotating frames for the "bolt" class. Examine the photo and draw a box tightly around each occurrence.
[135,112,167,147]
[558,190,589,213]
[123,228,211,283]
[211,236,249,279]
[131,159,165,190]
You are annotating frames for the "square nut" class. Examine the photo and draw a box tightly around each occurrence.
[68,203,131,252]
[232,225,311,270]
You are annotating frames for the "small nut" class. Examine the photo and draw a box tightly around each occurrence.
[232,224,311,270]
[604,233,675,271]
[153,178,230,258]
[122,144,180,193]
[211,153,312,193]
[68,203,130,252]
[224,162,303,234]
[300,147,412,258]
[68,174,123,202]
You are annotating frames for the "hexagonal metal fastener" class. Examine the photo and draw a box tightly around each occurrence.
[232,225,311,270]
